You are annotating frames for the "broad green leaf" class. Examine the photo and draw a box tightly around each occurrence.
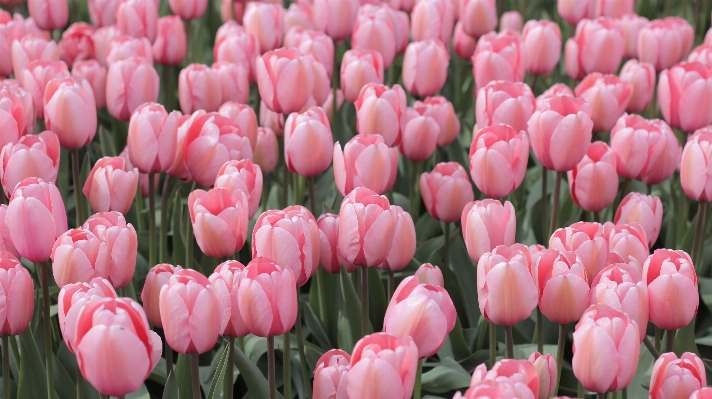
[17,329,49,399]
[302,302,332,350]
[163,372,179,399]
[206,344,228,399]
[338,266,362,352]
[421,357,471,393]
[175,354,193,399]
[233,345,283,399]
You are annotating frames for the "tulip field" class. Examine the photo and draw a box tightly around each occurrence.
[2,0,712,398]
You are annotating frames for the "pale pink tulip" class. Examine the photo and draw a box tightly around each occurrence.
[650,352,707,399]
[472,30,525,92]
[214,159,262,218]
[453,22,476,60]
[574,73,632,132]
[18,60,70,120]
[152,16,186,66]
[476,81,535,134]
[0,130,60,197]
[92,26,121,66]
[178,63,222,114]
[619,59,655,112]
[550,222,608,283]
[58,277,116,352]
[88,0,119,27]
[256,48,316,114]
[209,260,249,337]
[116,0,158,43]
[313,349,350,399]
[333,134,398,197]
[658,61,712,132]
[638,17,694,72]
[313,0,359,41]
[522,20,562,76]
[411,0,454,43]
[460,0,497,38]
[106,57,159,121]
[614,192,663,246]
[51,228,109,288]
[252,127,278,174]
[414,96,460,147]
[376,205,416,271]
[43,76,97,149]
[338,187,396,267]
[82,211,138,288]
[565,17,625,80]
[643,249,699,331]
[72,60,107,110]
[461,199,516,263]
[351,4,397,67]
[558,0,594,25]
[591,262,649,341]
[28,0,68,31]
[189,188,249,258]
[59,23,95,69]
[469,124,529,199]
[11,34,59,78]
[603,222,649,268]
[534,249,590,324]
[141,263,182,328]
[355,83,406,146]
[105,35,153,65]
[529,352,557,399]
[284,106,333,177]
[402,40,449,97]
[213,23,260,81]
[127,102,180,174]
[243,2,283,53]
[420,162,474,223]
[567,141,618,212]
[620,14,649,59]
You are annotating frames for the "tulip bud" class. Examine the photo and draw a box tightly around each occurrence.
[618,60,655,113]
[638,17,694,72]
[414,263,444,287]
[620,14,649,59]
[355,83,406,146]
[591,262,649,341]
[470,359,540,397]
[44,76,97,149]
[284,27,334,77]
[28,0,68,31]
[650,352,707,399]
[59,23,94,69]
[460,0,497,38]
[106,57,159,121]
[420,162,474,223]
[574,73,632,132]
[340,49,384,104]
[643,249,699,331]
[106,35,153,65]
[116,0,158,43]
[333,135,398,197]
[19,60,70,120]
[188,188,249,259]
[213,25,260,82]
[58,277,116,352]
[214,159,262,219]
[0,13,24,78]
[565,17,624,80]
[351,4,398,68]
[153,16,186,66]
[453,22,476,61]
[141,263,182,328]
[461,199,516,263]
[469,124,529,199]
[681,127,712,202]
[0,252,33,336]
[88,0,119,27]
[82,157,138,215]
[11,35,59,78]
[243,2,283,53]
[51,228,109,288]
[522,20,562,76]
[82,212,138,288]
[72,60,107,110]
[317,213,353,274]
[256,48,316,114]
[402,40,449,97]
[209,260,248,337]
[127,102,180,174]
[603,222,649,268]
[92,26,122,66]
[400,112,440,162]
[179,63,222,114]
[313,349,350,399]
[376,205,416,271]
[0,130,60,197]
[284,106,333,177]
[414,96,460,147]
[253,127,278,174]
[476,81,535,134]
[614,192,663,247]
[529,352,557,399]
[411,0,454,44]
[534,249,590,324]
[472,30,525,92]
[284,0,317,31]
[658,62,712,132]
[567,141,618,212]
[169,0,208,20]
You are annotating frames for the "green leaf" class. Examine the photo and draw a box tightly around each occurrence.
[302,302,332,350]
[163,371,179,399]
[206,344,228,399]
[233,345,283,399]
[338,266,362,353]
[420,357,471,393]
[17,329,49,399]
[175,354,193,399]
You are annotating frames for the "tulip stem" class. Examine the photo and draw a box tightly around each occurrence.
[596,393,605,399]
[387,270,394,302]
[190,352,200,399]
[666,330,676,353]
[3,335,10,399]
[409,162,421,216]
[38,261,53,399]
[283,332,291,399]
[691,201,708,270]
[443,223,451,285]
[308,177,316,216]
[185,182,196,269]
[160,176,172,264]
[360,265,369,336]
[267,336,276,399]
[504,326,514,359]
[295,307,312,399]
[577,380,585,397]
[548,171,562,238]
[489,322,497,367]
[77,366,84,399]
[148,173,156,268]
[555,323,566,396]
[530,74,538,95]
[643,336,661,359]
[541,168,548,242]
[413,359,423,399]
[225,337,234,399]
[655,327,661,352]
[282,160,289,208]
[536,308,544,353]
[72,149,85,226]
[165,336,174,375]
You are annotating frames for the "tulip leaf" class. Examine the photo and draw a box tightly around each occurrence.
[233,344,283,399]
[338,266,362,353]
[205,343,228,399]
[420,357,471,393]
[368,267,387,332]
[302,301,332,350]
[17,328,50,399]
[175,354,193,399]
[97,125,117,157]
[53,355,76,399]
[163,371,179,399]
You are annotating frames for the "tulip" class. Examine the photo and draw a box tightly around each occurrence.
[0,252,33,336]
[333,134,398,197]
[529,244,546,264]
[106,35,153,65]
[169,0,208,20]
[213,26,260,82]
[28,0,68,31]
[402,40,449,97]
[74,298,161,397]
[650,352,707,399]
[472,30,525,92]
[11,35,59,78]
[43,76,97,149]
[210,62,249,107]
[243,2,283,53]
[0,13,24,78]
[237,257,298,337]
[346,333,419,399]
[643,249,699,331]
[88,0,119,27]
[414,96,460,147]
[638,17,694,72]
[178,63,222,114]
[567,141,618,212]
[355,83,406,146]
[208,260,248,337]
[116,0,158,43]
[19,60,70,120]
[549,222,608,286]
[604,222,649,268]
[141,263,182,328]
[614,192,663,247]
[565,17,625,80]
[528,352,556,399]
[477,244,537,326]
[57,277,116,351]
[72,60,107,110]
[218,102,257,149]
[574,73,632,132]
[106,57,160,121]
[535,84,574,108]
[500,11,522,33]
[338,187,396,267]
[412,264,442,287]
[691,388,712,399]
[0,81,34,137]
[283,28,334,77]
[283,0,316,31]
[470,359,540,397]
[470,122,530,198]
[340,49,384,104]
[82,157,138,215]
[313,349,350,399]
[594,0,635,17]
[214,159,262,219]
[152,16,186,66]
[658,61,712,132]
[51,228,109,288]
[376,205,416,271]
[689,44,712,69]
[252,127,278,174]
[572,304,640,393]
[454,380,532,399]
[477,81,535,134]
[313,0,359,41]
[557,0,593,25]
[351,4,399,68]
[127,102,179,174]
[256,48,316,114]
[0,130,60,197]
[453,22,477,61]
[528,95,593,172]
[618,60,655,113]
[460,0,497,38]
[316,213,354,274]
[400,113,439,162]
[534,249,590,324]
[92,26,122,66]
[188,188,249,259]
[461,199,516,263]
[0,206,18,260]
[522,20,562,76]
[58,23,94,69]
[681,127,712,202]
[420,162,474,223]
[284,106,333,177]
[620,14,649,59]
[411,0,454,44]
[591,262,649,341]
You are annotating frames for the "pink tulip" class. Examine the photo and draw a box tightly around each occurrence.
[92,26,122,66]
[188,187,249,258]
[0,252,33,336]
[620,14,649,59]
[210,62,249,107]
[127,102,179,174]
[420,162,474,223]
[528,352,557,399]
[500,11,522,33]
[72,60,107,110]
[284,106,333,177]
[179,63,222,114]
[351,4,397,68]
[355,83,406,146]
[213,24,260,82]
[340,49,384,104]
[218,102,258,149]
[591,262,649,341]
[252,127,278,174]
[454,380,532,399]
[215,159,262,218]
[18,60,70,120]
[313,0,359,41]
[58,277,116,352]
[116,0,158,43]
[11,34,59,78]
[51,228,109,288]
[0,81,34,137]
[376,205,416,271]
[549,222,608,286]
[81,211,138,288]
[169,0,208,20]
[413,96,460,147]
[650,352,707,399]
[689,45,712,70]
[152,16,186,66]
[557,0,593,25]
[82,157,138,215]
[476,81,535,135]
[460,0,497,38]
[402,40,449,97]
[618,60,655,113]
[691,388,712,399]
[284,27,334,77]
[411,0,454,43]
[453,22,476,61]
[593,0,635,17]
[313,349,350,399]
[638,17,694,72]
[574,73,631,132]
[88,0,119,27]
[243,2,283,53]
[469,124,529,199]
[528,95,593,172]
[472,30,525,92]
[643,249,699,331]
[565,17,624,80]
[28,0,68,31]
[346,333,418,399]
[572,304,640,393]
[412,264,442,287]
[567,141,618,212]
[6,178,67,262]
[0,206,17,260]
[43,76,97,149]
[658,61,712,132]
[603,222,649,268]
[106,35,153,65]
[283,0,317,32]
[461,199,516,263]
[106,57,159,121]
[534,249,590,324]
[477,244,537,326]
[614,192,663,247]
[141,263,182,328]
[400,112,440,162]
[208,260,248,337]
[0,130,60,197]
[528,244,546,264]
[237,257,298,337]
[535,84,574,108]
[74,298,161,397]
[256,48,316,114]
[333,134,398,197]
[0,12,24,77]
[470,359,540,397]
[681,127,712,201]
[338,187,396,267]
[58,23,94,69]
[522,20,562,76]
[316,213,354,274]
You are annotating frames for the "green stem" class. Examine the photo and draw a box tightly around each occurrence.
[185,182,197,269]
[148,173,156,268]
[282,158,289,208]
[387,270,394,302]
[283,332,291,399]
[295,307,311,399]
[267,336,276,399]
[443,223,450,285]
[666,330,676,353]
[308,177,316,216]
[72,149,85,226]
[165,335,174,375]
[593,211,601,223]
[504,325,514,359]
[597,393,605,399]
[409,162,420,215]
[38,261,53,399]
[100,395,109,399]
[3,335,9,399]
[225,337,234,399]
[77,365,84,399]
[537,308,544,353]
[655,327,661,352]
[578,380,585,398]
[190,352,200,399]
[489,321,497,368]
[623,387,628,399]
[541,168,548,242]
[548,172,562,238]
[531,74,538,95]
[134,185,145,233]
[555,324,566,396]
[185,20,193,65]
[413,359,423,399]
[361,265,369,336]
[611,390,617,399]
[643,336,661,359]
[692,202,708,271]
[163,66,175,112]
[160,176,172,264]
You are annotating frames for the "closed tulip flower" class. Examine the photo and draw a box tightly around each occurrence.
[591,262,649,341]
[528,352,556,399]
[618,60,655,113]
[347,333,419,399]
[58,23,94,69]
[44,76,97,149]
[317,213,354,274]
[477,244,537,326]
[557,0,593,25]
[169,0,208,20]
[72,60,107,110]
[333,134,398,197]
[0,81,34,137]
[402,40,449,97]
[400,113,440,162]
[411,265,443,288]
[572,304,640,393]
[549,222,608,286]
[284,106,333,177]
[51,228,109,288]
[88,0,119,27]
[659,62,712,132]
[643,249,699,330]
[256,48,315,114]
[355,83,406,146]
[453,22,477,61]
[522,20,562,76]
[535,84,574,108]
[252,127,278,174]
[500,11,522,32]
[414,96,460,147]
[614,192,663,247]
[469,124,529,199]
[691,388,712,399]
[411,0,454,43]
[28,0,68,31]
[116,0,158,43]
[376,205,416,271]
[0,252,33,336]
[179,64,222,114]
[420,162,474,223]
[338,187,396,267]
[476,81,535,135]
[152,16,186,66]
[313,349,350,399]
[74,298,161,397]
[313,0,359,41]
[92,26,122,66]
[214,159,262,218]
[6,178,67,262]
[284,0,317,31]
[681,128,712,201]
[574,73,632,132]
[604,222,649,267]
[82,157,138,215]
[106,57,159,121]
[351,4,397,68]
[470,359,540,397]
[189,188,249,258]
[218,102,258,149]
[19,60,70,120]
[534,249,590,324]
[340,49,384,104]
[209,260,248,337]
[620,14,649,59]
[461,199,516,262]
[237,257,298,337]
[594,0,635,17]
[472,30,525,92]
[688,45,712,69]
[565,17,624,80]
[460,0,497,38]
[284,28,334,77]
[141,263,182,328]
[0,13,24,78]
[0,206,17,260]
[212,62,250,106]
[454,380,533,399]
[105,35,153,65]
[650,352,707,399]
[11,35,59,78]
[82,211,138,288]
[0,130,59,197]
[213,26,260,82]
[567,141,618,212]
[127,102,179,174]
[243,2,283,53]
[638,17,694,72]
[58,277,116,351]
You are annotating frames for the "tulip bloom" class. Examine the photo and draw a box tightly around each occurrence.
[420,162,474,223]
[283,0,317,31]
[411,0,453,43]
[461,199,516,263]
[256,48,315,114]
[106,36,153,65]
[340,49,384,104]
[567,141,618,212]
[619,60,656,113]
[333,134,398,197]
[681,128,712,201]
[189,188,249,259]
[618,13,648,59]
[402,40,449,97]
[0,252,33,336]
[43,76,97,149]
[475,81,536,134]
[528,95,593,172]
[638,17,694,72]
[604,222,649,268]
[152,16,186,66]
[565,17,624,80]
[214,159,262,219]
[574,73,632,132]
[88,0,119,27]
[355,83,407,147]
[19,60,70,120]
[284,106,333,177]
[74,298,161,397]
[209,260,248,337]
[376,205,416,271]
[650,352,707,399]
[92,26,122,66]
[58,23,95,69]
[413,96,460,147]
[140,263,182,328]
[283,28,334,77]
[313,349,350,399]
[453,22,477,61]
[351,4,398,68]
[51,228,108,289]
[0,83,32,142]
[82,212,138,289]
[82,157,138,215]
[116,0,158,43]
[572,304,640,393]
[338,187,396,267]
[454,380,532,399]
[658,62,712,132]
[213,26,260,82]
[211,62,250,106]
[317,213,354,274]
[529,352,556,399]
[549,222,609,287]
[400,112,440,162]
[534,249,590,324]
[72,60,107,110]
[470,359,540,397]
[688,45,712,69]
[643,249,699,331]
[243,2,283,53]
[472,30,525,92]
[11,35,60,78]
[0,13,23,78]
[237,257,298,337]
[106,57,159,121]
[477,244,537,326]
[127,102,179,174]
[253,127,278,174]
[614,192,663,247]
[521,20,561,76]
[347,333,419,399]
[557,0,593,25]
[313,0,359,41]
[469,125,529,199]
[178,64,222,114]
[169,0,208,20]
[58,277,116,351]
[218,102,257,149]
[536,83,574,108]
[28,0,68,31]
[460,0,497,38]
[0,130,60,197]
[591,262,649,341]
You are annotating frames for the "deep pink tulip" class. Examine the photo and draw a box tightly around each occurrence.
[565,17,624,80]
[243,2,283,53]
[522,20,561,76]
[572,304,640,393]
[284,27,334,77]
[11,34,59,78]
[470,359,540,397]
[51,228,109,288]
[574,73,632,132]
[0,252,33,336]
[376,205,416,271]
[469,124,529,199]
[603,222,649,268]
[351,4,398,68]
[340,49,384,104]
[411,0,454,43]
[72,60,107,110]
[141,263,182,328]
[355,83,406,146]
[106,57,159,121]
[346,333,418,399]
[152,16,186,66]
[420,162,474,223]
[313,349,350,399]
[402,40,449,97]
[82,157,138,215]
[19,60,70,120]
[105,35,153,65]
[529,352,557,399]
[567,141,618,212]
[58,23,94,69]
[591,262,649,341]
[460,0,497,38]
[237,257,298,337]
[28,0,68,31]
[317,213,354,274]
[0,130,59,197]
[43,76,97,149]
[549,222,608,286]
[179,63,222,114]
[477,244,537,326]
[333,134,398,197]
[619,60,655,113]
[681,127,712,201]
[169,0,208,20]
[461,199,516,263]
[116,0,158,43]
[338,187,396,267]
[557,0,593,25]
[213,24,260,82]
[215,159,262,219]
[209,260,248,337]
[400,111,439,162]
[658,62,712,132]
[638,17,694,72]
[58,277,116,352]
[256,48,315,114]
[643,249,698,330]
[127,102,179,174]
[189,187,249,258]
[472,30,525,92]
[313,0,359,41]
[92,26,122,66]
[620,14,649,59]
[74,298,161,397]
[413,96,460,147]
[500,11,522,32]
[453,22,476,61]
[650,352,707,399]
[252,127,278,174]
[614,192,663,247]
[218,102,258,149]
[284,106,333,177]
[88,0,119,27]
[81,212,138,288]
[534,249,590,324]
